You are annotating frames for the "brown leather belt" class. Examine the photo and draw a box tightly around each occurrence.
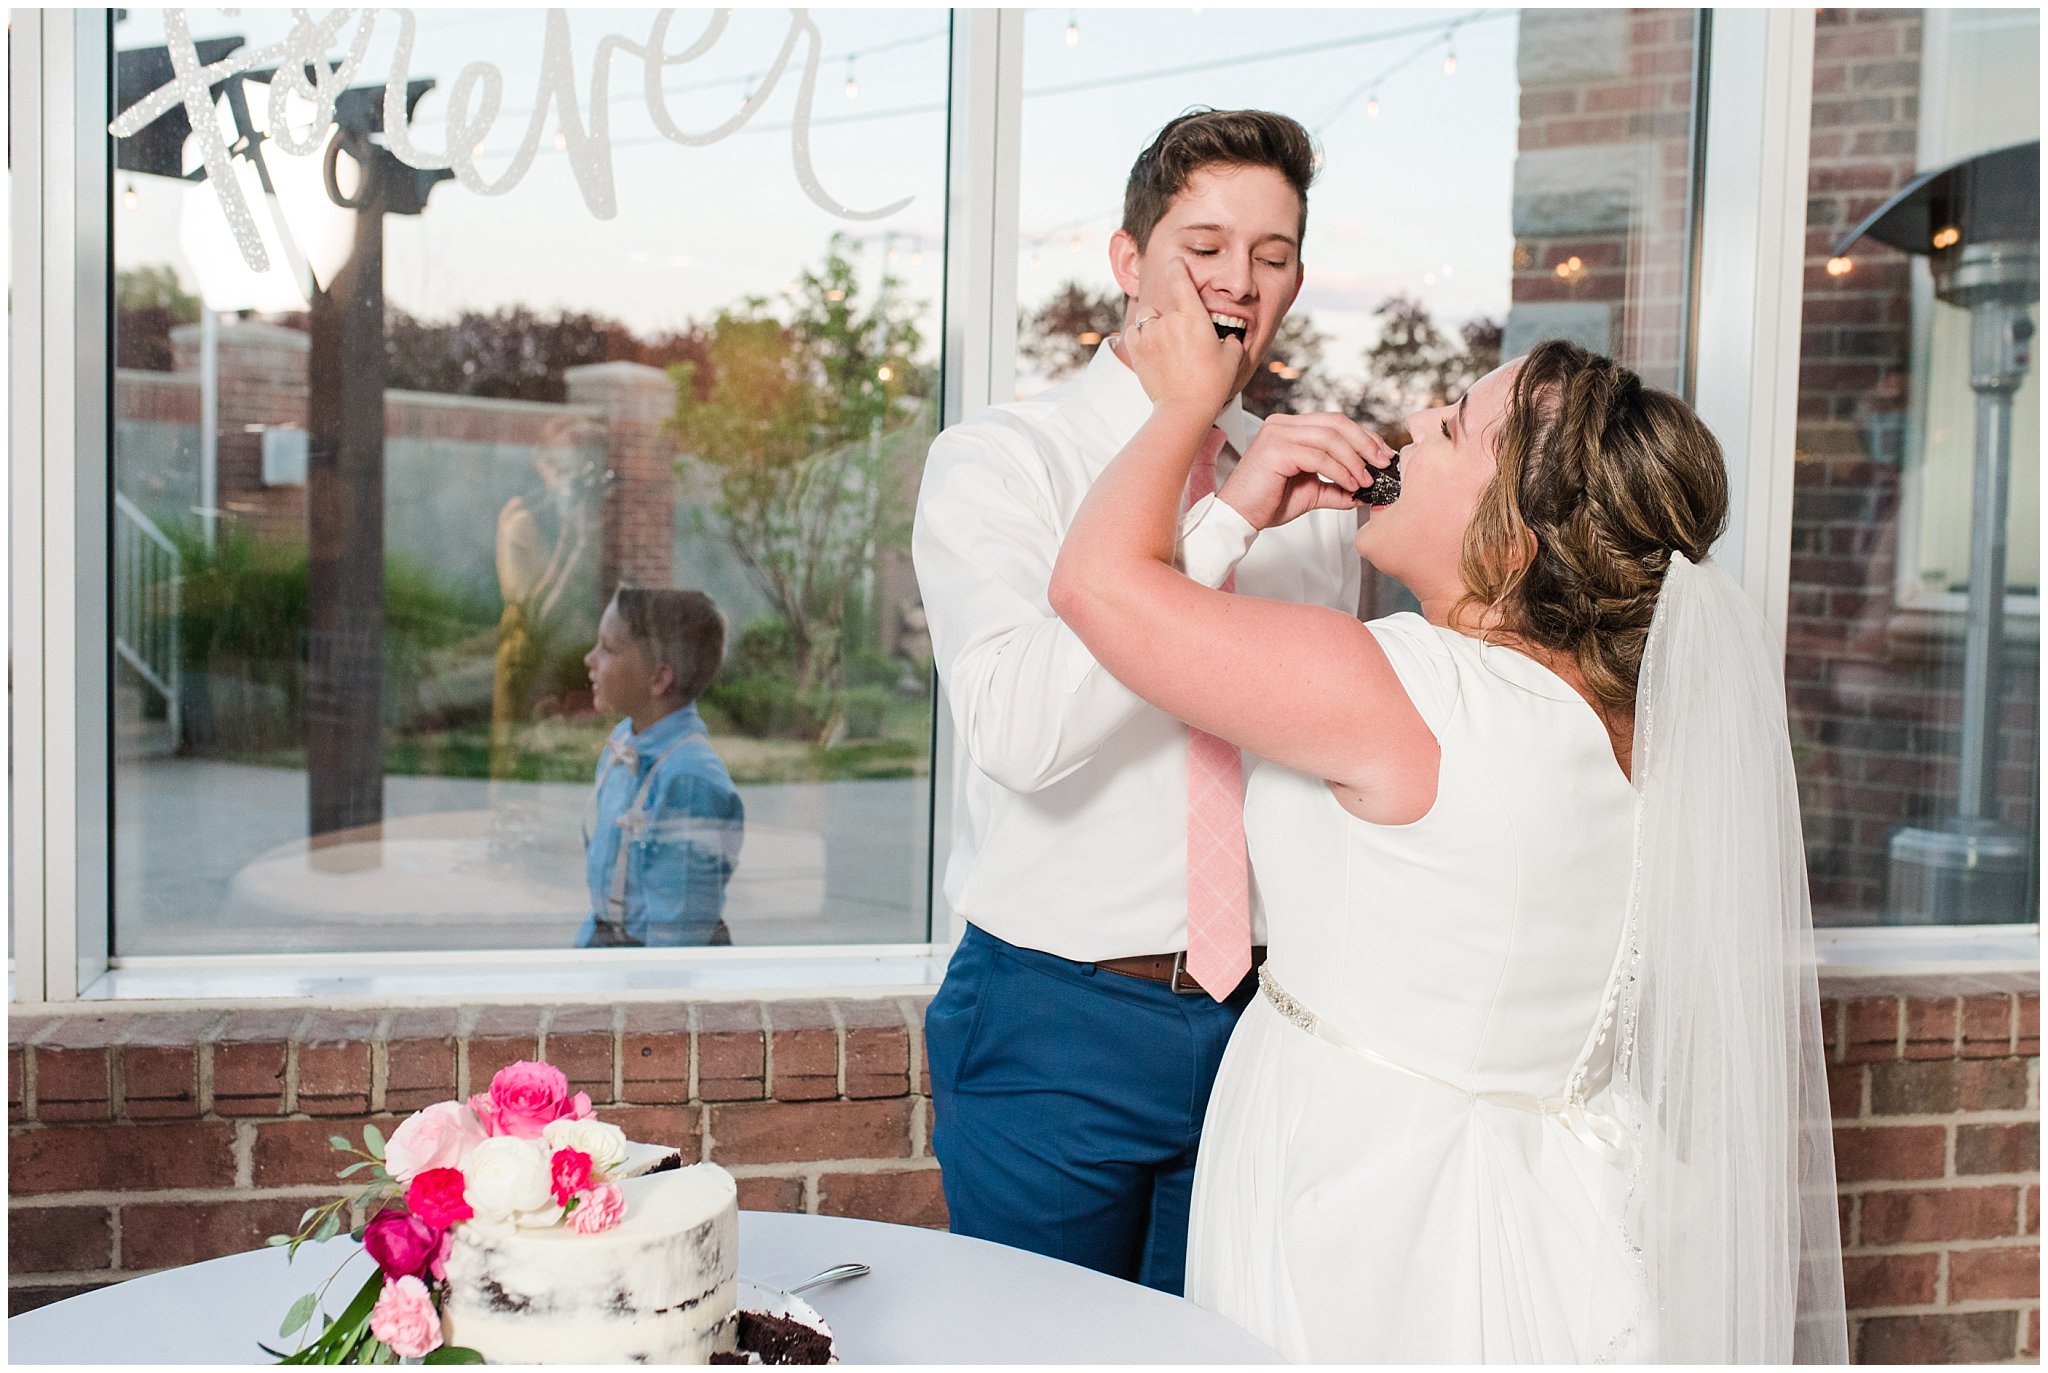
[1095,948,1268,996]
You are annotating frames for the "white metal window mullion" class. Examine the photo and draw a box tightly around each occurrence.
[10,10,51,1005]
[1690,7,1818,639]
[930,9,1024,953]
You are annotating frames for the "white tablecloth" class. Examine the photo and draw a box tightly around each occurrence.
[7,1210,1281,1364]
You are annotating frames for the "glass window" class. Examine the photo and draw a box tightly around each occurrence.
[1793,7,2039,925]
[1010,7,1700,617]
[110,9,948,954]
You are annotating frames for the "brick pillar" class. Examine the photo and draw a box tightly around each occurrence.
[566,362,677,598]
[170,319,311,544]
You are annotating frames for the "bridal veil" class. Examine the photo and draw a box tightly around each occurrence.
[1610,551,1849,1362]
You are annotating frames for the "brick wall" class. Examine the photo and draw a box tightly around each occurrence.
[10,991,2039,1362]
[8,998,942,1316]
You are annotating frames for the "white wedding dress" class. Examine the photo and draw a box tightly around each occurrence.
[1186,612,1646,1363]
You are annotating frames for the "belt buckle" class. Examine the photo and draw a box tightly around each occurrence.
[1168,952,1205,996]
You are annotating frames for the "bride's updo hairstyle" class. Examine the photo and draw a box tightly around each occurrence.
[1461,339,1729,716]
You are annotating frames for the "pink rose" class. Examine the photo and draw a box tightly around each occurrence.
[487,1061,574,1139]
[428,1228,453,1282]
[406,1167,473,1229]
[568,1181,627,1235]
[364,1209,442,1283]
[369,1275,444,1360]
[549,1147,594,1206]
[466,1092,501,1137]
[570,1090,594,1120]
[384,1101,487,1182]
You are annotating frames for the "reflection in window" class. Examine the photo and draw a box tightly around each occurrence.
[1792,7,2038,926]
[110,9,946,954]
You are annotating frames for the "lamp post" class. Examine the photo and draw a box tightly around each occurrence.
[1833,140,2040,924]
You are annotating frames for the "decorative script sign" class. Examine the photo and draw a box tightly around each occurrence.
[110,8,916,273]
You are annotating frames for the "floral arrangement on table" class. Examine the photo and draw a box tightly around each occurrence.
[265,1060,633,1364]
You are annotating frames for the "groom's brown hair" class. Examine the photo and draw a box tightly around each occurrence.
[1121,109,1319,252]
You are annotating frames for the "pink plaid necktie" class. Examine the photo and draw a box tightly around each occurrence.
[1182,426,1252,1001]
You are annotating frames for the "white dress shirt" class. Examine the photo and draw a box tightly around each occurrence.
[912,341,1362,962]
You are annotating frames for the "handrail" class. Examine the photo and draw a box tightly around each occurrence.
[112,491,181,747]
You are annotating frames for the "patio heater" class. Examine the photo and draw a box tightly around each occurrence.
[1833,141,2040,924]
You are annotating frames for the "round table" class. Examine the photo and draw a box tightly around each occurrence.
[7,1210,1280,1364]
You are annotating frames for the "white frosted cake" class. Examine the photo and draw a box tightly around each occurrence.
[438,1159,740,1364]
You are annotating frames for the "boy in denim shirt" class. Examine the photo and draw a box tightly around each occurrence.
[577,588,744,947]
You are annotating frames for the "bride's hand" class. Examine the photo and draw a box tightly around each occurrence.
[1121,257,1243,417]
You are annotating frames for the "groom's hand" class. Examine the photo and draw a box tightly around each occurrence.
[1217,413,1395,532]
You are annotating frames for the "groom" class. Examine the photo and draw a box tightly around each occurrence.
[912,109,1372,1293]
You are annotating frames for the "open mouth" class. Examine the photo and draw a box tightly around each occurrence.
[1355,454,1401,507]
[1209,311,1249,345]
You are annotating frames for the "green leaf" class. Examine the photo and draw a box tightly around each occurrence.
[312,1211,341,1244]
[266,1234,292,1247]
[361,1123,386,1159]
[349,1225,366,1243]
[256,1342,291,1360]
[337,1160,372,1177]
[328,1135,352,1152]
[299,1206,321,1228]
[423,1348,486,1364]
[279,1291,319,1338]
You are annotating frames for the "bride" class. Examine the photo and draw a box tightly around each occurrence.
[1048,260,1847,1362]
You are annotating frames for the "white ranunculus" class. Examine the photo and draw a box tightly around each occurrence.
[541,1117,631,1177]
[460,1136,553,1223]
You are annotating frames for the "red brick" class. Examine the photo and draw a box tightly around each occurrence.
[1842,1251,1938,1308]
[2028,1184,2040,1236]
[547,1007,617,1105]
[697,1003,766,1103]
[1857,1311,2018,1364]
[34,1048,112,1122]
[120,1045,200,1119]
[8,1048,24,1123]
[466,1006,546,1094]
[735,1175,806,1213]
[211,1011,302,1115]
[2019,994,2039,1055]
[1842,998,1900,1063]
[769,1002,839,1103]
[251,1116,400,1187]
[1958,1057,2032,1111]
[1901,996,1958,1058]
[1821,1000,1842,1058]
[9,1122,237,1194]
[1827,1064,1864,1119]
[817,1168,947,1229]
[1961,995,2015,1057]
[708,1099,914,1165]
[841,1001,911,1100]
[1947,1245,2040,1302]
[2028,1308,2039,1359]
[1832,1124,1945,1183]
[10,1282,114,1316]
[297,1013,379,1115]
[600,1105,702,1161]
[908,996,933,1097]
[1860,1186,2021,1245]
[8,1205,114,1272]
[122,1196,320,1270]
[1869,1059,1959,1115]
[1956,1122,2039,1176]
[621,1003,692,1105]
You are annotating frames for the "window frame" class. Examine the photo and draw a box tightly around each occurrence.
[10,7,2031,1005]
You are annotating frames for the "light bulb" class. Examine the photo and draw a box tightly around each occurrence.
[552,130,568,152]
[1826,256,1853,277]
[912,250,924,266]
[1932,226,1960,250]
[877,365,893,382]
[844,58,858,101]
[1065,18,1079,46]
[1443,49,1457,75]
[122,180,139,211]
[1366,95,1380,118]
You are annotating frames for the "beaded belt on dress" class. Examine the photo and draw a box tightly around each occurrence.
[1257,965,1630,1166]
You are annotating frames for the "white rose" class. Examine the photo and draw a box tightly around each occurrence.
[542,1117,631,1178]
[460,1136,553,1223]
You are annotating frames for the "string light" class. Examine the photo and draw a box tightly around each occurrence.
[552,131,568,152]
[1069,233,1082,252]
[1366,94,1380,117]
[1442,45,1457,75]
[1066,11,1080,46]
[844,57,858,101]
[1932,225,1961,249]
[877,364,894,382]
[122,179,139,211]
[1826,256,1854,277]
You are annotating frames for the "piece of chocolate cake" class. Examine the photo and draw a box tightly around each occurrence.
[710,1310,835,1365]
[1356,454,1400,506]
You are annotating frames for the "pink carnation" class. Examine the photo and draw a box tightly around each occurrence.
[550,1147,594,1206]
[487,1061,575,1139]
[568,1182,627,1234]
[383,1101,487,1182]
[369,1275,443,1360]
[406,1167,473,1229]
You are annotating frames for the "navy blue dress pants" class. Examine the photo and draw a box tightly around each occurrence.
[925,923,1253,1295]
